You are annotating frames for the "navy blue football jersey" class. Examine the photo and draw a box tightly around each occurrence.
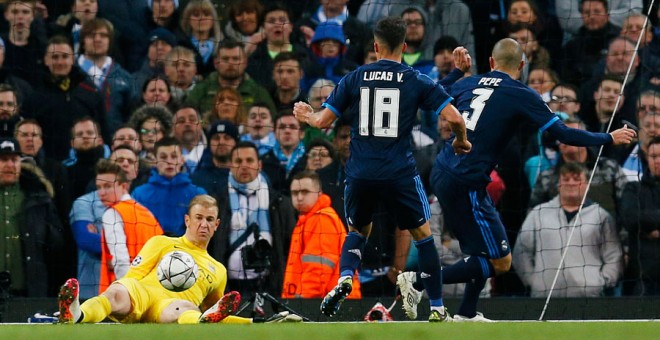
[323,59,452,180]
[435,70,557,186]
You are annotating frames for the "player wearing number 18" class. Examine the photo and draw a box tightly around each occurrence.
[293,16,470,322]
[396,38,636,322]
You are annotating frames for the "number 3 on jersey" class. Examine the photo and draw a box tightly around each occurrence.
[464,88,494,131]
[359,87,400,138]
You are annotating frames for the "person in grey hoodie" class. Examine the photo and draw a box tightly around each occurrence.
[513,162,623,297]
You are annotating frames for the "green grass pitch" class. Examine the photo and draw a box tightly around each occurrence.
[1,322,659,339]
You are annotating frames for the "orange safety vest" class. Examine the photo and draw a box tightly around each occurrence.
[282,194,361,299]
[99,199,163,293]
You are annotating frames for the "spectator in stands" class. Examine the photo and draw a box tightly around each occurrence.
[428,36,459,82]
[128,104,173,167]
[560,0,622,85]
[96,159,162,293]
[580,37,644,129]
[78,18,137,134]
[507,23,550,83]
[316,119,349,224]
[132,27,176,93]
[69,146,141,298]
[0,136,65,297]
[429,0,477,73]
[64,117,110,200]
[164,46,197,103]
[247,3,308,89]
[0,37,34,115]
[514,162,623,297]
[303,78,335,146]
[548,83,582,118]
[270,52,306,112]
[139,75,177,112]
[179,0,223,77]
[529,117,628,219]
[15,118,71,233]
[185,39,276,115]
[261,112,306,194]
[111,125,141,153]
[240,102,276,156]
[172,106,204,173]
[556,0,642,39]
[2,0,47,85]
[298,0,368,65]
[0,83,22,137]
[208,141,296,297]
[282,170,361,299]
[202,87,245,130]
[147,0,180,33]
[620,137,660,295]
[191,120,238,202]
[526,66,559,103]
[132,137,206,236]
[399,6,434,75]
[304,138,334,172]
[504,0,563,61]
[32,35,106,161]
[224,0,264,57]
[580,75,626,133]
[302,22,356,92]
[51,0,98,54]
[621,111,660,182]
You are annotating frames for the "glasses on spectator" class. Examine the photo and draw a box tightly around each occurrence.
[404,19,424,26]
[114,157,137,165]
[291,189,320,197]
[550,95,577,103]
[277,124,299,130]
[308,150,330,159]
[140,128,162,135]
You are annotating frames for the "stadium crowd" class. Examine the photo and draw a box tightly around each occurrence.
[0,0,658,304]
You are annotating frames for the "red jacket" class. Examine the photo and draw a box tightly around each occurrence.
[99,199,162,293]
[282,194,361,299]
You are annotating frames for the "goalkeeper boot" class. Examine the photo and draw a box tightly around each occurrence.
[428,307,452,323]
[397,271,422,320]
[320,276,352,317]
[58,278,81,324]
[453,312,493,322]
[264,311,304,323]
[199,291,241,323]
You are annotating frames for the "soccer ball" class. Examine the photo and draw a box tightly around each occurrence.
[157,250,199,292]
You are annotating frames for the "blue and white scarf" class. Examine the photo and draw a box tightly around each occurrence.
[272,141,305,176]
[191,36,214,64]
[77,55,112,89]
[227,173,272,280]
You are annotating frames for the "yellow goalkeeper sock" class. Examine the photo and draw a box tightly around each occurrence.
[177,310,202,324]
[80,295,112,323]
[221,315,253,324]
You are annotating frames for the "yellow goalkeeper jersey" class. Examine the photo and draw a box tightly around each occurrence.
[125,235,227,308]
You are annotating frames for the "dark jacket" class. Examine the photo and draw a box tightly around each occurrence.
[245,42,309,89]
[260,149,306,195]
[64,146,108,200]
[29,67,108,161]
[208,185,296,295]
[560,22,621,85]
[16,162,66,297]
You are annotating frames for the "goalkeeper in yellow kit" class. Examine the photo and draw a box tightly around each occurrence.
[58,195,301,324]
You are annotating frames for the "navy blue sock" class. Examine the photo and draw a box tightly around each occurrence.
[442,256,494,284]
[457,278,486,318]
[414,236,443,307]
[339,231,366,278]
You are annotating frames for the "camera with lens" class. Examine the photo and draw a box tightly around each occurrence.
[241,224,273,272]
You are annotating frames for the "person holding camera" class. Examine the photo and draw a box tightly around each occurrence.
[282,171,361,299]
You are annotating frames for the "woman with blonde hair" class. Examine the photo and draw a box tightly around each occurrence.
[179,0,224,77]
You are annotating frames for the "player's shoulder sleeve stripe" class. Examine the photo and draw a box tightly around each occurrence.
[539,116,560,133]
[434,96,454,117]
[322,102,341,117]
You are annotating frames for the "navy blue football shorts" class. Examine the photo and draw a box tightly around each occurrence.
[430,167,511,259]
[344,174,430,231]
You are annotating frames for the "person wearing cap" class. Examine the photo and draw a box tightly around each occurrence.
[0,136,66,297]
[191,120,238,201]
[132,27,177,96]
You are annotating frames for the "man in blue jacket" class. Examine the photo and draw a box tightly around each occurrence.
[132,137,206,236]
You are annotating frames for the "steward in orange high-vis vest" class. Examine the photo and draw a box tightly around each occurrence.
[99,198,163,293]
[282,193,361,299]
